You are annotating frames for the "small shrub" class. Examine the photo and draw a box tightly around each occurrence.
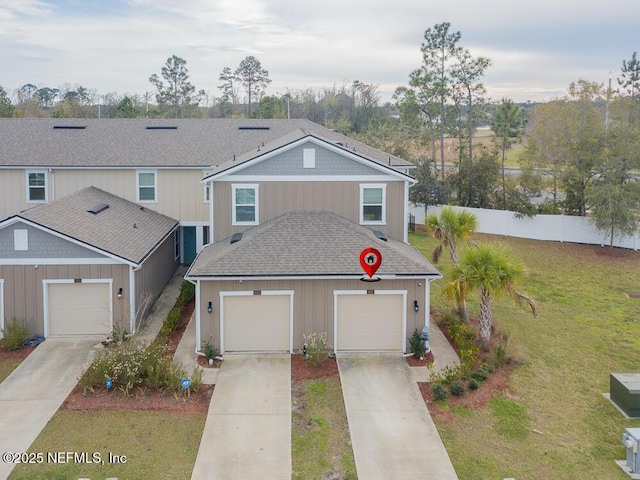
[160,306,182,336]
[408,328,426,358]
[78,340,202,396]
[491,331,510,367]
[471,368,489,382]
[450,380,465,396]
[177,281,195,307]
[303,332,328,367]
[1,318,31,351]
[468,378,480,390]
[202,339,219,360]
[429,364,463,385]
[430,382,448,402]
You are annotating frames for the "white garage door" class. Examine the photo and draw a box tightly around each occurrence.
[222,293,291,353]
[48,282,111,337]
[336,292,404,352]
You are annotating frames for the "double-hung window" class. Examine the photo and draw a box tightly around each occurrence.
[137,170,157,202]
[232,184,258,225]
[26,170,47,203]
[360,184,386,225]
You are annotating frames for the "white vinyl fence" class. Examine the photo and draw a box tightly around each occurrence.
[426,205,640,251]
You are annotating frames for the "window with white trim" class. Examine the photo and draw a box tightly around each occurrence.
[360,184,386,225]
[137,170,157,202]
[26,170,47,203]
[232,184,259,225]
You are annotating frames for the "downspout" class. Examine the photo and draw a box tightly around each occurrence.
[129,265,140,333]
[403,180,409,243]
[424,275,442,353]
[187,278,206,357]
[208,180,215,244]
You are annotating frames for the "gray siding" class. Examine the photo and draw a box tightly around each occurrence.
[0,223,105,259]
[134,232,179,323]
[0,264,129,336]
[212,180,406,242]
[198,277,428,353]
[238,144,386,176]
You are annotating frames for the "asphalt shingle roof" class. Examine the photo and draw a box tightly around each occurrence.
[0,118,414,170]
[18,187,178,265]
[186,211,440,278]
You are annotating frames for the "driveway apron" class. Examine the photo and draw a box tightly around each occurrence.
[338,355,458,480]
[191,355,291,480]
[0,338,98,480]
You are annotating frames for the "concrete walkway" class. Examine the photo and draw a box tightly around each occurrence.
[0,338,99,480]
[411,317,461,383]
[173,313,218,385]
[338,355,458,480]
[190,355,291,480]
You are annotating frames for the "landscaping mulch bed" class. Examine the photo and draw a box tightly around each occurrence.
[291,354,339,381]
[406,351,434,366]
[0,344,35,361]
[166,297,195,355]
[61,383,214,414]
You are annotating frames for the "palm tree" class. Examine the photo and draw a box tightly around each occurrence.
[425,207,478,322]
[445,243,537,350]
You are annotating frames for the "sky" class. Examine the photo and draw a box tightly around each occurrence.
[1,0,639,105]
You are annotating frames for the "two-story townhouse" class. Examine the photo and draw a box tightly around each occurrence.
[0,118,440,352]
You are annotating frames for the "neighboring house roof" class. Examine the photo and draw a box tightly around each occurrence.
[185,211,440,278]
[8,187,178,265]
[203,130,416,182]
[0,118,414,170]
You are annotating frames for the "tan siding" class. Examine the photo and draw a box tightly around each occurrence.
[3,168,208,222]
[134,232,179,323]
[212,180,406,242]
[0,264,129,336]
[198,277,427,353]
[0,169,29,219]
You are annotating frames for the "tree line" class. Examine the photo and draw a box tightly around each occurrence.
[1,22,638,244]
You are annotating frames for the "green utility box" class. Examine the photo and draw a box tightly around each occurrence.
[610,373,640,418]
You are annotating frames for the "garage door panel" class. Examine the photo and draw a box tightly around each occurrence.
[48,283,111,336]
[337,294,403,351]
[224,295,290,352]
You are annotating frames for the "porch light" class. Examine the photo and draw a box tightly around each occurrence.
[413,300,419,312]
[117,288,123,299]
[207,301,213,314]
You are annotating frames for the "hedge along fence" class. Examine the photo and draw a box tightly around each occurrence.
[427,205,640,250]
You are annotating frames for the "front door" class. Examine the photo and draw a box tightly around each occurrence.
[183,226,197,264]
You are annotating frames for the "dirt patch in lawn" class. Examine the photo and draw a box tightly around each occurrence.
[61,383,214,414]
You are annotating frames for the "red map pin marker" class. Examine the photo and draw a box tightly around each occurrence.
[359,247,382,278]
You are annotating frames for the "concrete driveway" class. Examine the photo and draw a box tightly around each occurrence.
[0,338,98,480]
[191,355,291,480]
[338,355,458,480]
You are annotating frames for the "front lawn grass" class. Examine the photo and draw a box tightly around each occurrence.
[9,410,205,480]
[0,359,22,384]
[292,377,356,479]
[410,231,640,479]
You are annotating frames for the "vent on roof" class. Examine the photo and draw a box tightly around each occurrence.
[230,232,243,244]
[146,126,178,130]
[53,125,86,129]
[238,126,270,130]
[87,203,109,215]
[373,230,387,242]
